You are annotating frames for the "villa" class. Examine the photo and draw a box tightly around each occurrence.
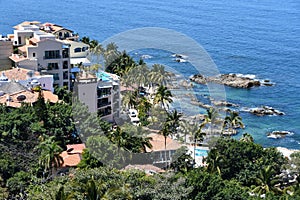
[5,21,91,90]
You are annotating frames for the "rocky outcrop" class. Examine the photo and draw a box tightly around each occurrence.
[267,131,292,139]
[190,74,263,88]
[249,106,285,116]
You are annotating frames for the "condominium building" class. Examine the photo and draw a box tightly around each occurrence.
[74,71,121,122]
[9,22,72,89]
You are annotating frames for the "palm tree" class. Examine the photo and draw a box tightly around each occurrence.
[205,149,223,176]
[153,85,173,110]
[159,123,173,167]
[80,36,90,45]
[202,107,219,135]
[36,136,64,177]
[239,133,254,143]
[149,64,172,86]
[89,39,99,50]
[252,165,282,196]
[122,91,138,109]
[193,123,206,162]
[223,110,245,135]
[165,109,182,136]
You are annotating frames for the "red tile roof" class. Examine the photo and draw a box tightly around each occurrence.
[60,144,86,167]
[2,68,40,81]
[60,151,82,167]
[0,90,59,108]
[146,133,182,152]
[9,54,27,63]
[66,144,86,154]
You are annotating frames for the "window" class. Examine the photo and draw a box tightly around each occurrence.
[32,52,36,57]
[97,98,110,108]
[53,73,59,81]
[63,71,69,80]
[97,88,111,98]
[74,47,81,53]
[63,82,68,88]
[47,63,59,70]
[63,61,68,69]
[62,49,69,58]
[44,50,60,59]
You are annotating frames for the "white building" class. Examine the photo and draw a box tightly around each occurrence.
[9,22,71,89]
[63,40,91,68]
[0,68,54,92]
[74,71,121,122]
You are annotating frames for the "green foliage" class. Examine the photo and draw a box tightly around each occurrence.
[153,85,173,110]
[205,137,287,187]
[6,171,31,196]
[186,168,250,200]
[54,86,72,104]
[170,146,194,173]
[77,148,104,169]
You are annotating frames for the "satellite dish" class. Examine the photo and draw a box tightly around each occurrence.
[17,95,26,101]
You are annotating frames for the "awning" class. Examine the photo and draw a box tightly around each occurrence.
[70,67,80,73]
[70,58,91,66]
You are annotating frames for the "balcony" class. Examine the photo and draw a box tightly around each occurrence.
[98,107,112,117]
[43,55,61,59]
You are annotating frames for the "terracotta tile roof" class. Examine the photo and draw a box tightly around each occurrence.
[18,46,27,53]
[146,133,182,152]
[29,37,39,44]
[2,68,40,81]
[66,144,86,154]
[13,21,41,29]
[0,89,59,108]
[124,164,165,174]
[9,54,27,63]
[60,151,82,167]
[60,143,86,167]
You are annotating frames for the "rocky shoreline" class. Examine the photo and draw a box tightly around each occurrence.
[190,73,274,88]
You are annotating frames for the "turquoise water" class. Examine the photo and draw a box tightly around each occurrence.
[195,149,208,157]
[96,72,111,82]
[0,0,299,149]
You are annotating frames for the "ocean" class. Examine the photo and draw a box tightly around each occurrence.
[1,0,299,149]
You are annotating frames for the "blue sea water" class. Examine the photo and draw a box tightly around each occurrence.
[1,0,299,149]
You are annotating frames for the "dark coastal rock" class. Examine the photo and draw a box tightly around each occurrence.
[190,73,262,88]
[212,100,239,107]
[249,106,285,116]
[267,131,292,139]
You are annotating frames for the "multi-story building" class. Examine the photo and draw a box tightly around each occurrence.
[63,39,91,68]
[74,70,121,122]
[9,22,72,89]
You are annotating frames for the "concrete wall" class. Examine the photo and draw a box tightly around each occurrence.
[76,81,98,113]
[0,39,13,70]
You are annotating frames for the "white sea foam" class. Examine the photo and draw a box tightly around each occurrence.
[141,54,152,59]
[235,73,256,79]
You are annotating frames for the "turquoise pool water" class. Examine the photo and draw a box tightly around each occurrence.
[96,72,111,82]
[195,149,208,157]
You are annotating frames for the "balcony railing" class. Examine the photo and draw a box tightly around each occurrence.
[43,55,61,59]
[97,101,111,108]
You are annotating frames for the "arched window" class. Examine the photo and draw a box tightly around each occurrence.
[74,47,81,53]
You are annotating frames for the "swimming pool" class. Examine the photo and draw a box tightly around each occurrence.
[96,72,111,82]
[195,149,208,157]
